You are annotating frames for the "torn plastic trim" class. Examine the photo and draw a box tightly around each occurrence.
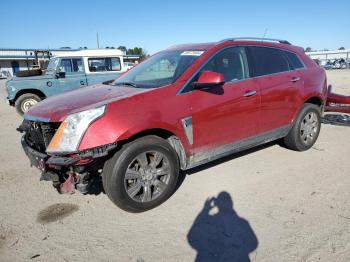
[167,136,187,170]
[46,142,118,167]
[22,135,118,168]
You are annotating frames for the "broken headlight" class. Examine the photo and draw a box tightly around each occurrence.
[47,105,105,153]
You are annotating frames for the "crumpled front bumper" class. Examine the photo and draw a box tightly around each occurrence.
[21,136,91,171]
[21,136,48,171]
[21,135,118,171]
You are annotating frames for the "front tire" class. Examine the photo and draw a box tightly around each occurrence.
[102,136,180,212]
[283,103,321,151]
[15,93,41,115]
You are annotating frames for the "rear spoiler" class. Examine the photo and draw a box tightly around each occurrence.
[325,85,350,114]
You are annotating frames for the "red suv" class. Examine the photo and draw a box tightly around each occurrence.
[19,38,328,212]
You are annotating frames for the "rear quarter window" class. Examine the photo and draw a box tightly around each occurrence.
[248,46,290,77]
[88,57,121,72]
[283,51,304,69]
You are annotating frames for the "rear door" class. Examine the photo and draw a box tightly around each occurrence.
[188,46,261,153]
[54,57,87,95]
[247,46,302,133]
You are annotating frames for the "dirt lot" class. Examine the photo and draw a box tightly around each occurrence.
[0,70,350,262]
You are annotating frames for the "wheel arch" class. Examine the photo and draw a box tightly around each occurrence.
[14,89,46,102]
[304,96,324,107]
[291,95,324,124]
[119,128,188,170]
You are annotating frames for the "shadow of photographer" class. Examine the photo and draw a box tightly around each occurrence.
[187,192,258,262]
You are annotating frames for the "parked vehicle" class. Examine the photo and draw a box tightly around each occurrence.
[323,59,348,70]
[323,61,334,70]
[19,37,349,213]
[0,70,11,79]
[6,49,126,115]
[124,62,136,70]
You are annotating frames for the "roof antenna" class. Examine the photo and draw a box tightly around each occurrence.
[262,28,268,41]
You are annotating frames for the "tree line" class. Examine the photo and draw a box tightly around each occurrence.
[305,47,346,52]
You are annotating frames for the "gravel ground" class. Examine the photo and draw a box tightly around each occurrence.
[0,70,350,262]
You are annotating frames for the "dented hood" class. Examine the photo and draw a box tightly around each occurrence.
[24,83,151,122]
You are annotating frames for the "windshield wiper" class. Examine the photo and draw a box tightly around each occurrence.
[113,82,138,88]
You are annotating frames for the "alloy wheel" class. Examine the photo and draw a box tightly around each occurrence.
[300,112,319,145]
[124,151,171,203]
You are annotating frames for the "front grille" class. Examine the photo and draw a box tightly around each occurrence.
[19,120,60,153]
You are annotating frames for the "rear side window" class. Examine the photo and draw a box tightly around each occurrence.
[248,46,290,77]
[283,51,304,69]
[88,57,121,72]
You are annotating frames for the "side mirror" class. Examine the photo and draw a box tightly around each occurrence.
[55,71,66,78]
[193,71,224,89]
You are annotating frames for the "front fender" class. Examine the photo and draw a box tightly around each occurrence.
[78,112,191,154]
[8,76,53,99]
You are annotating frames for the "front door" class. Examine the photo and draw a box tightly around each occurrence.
[54,57,87,95]
[188,47,261,156]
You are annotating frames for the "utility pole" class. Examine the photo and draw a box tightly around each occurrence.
[97,32,100,48]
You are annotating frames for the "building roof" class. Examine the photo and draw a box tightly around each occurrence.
[0,48,79,52]
[306,49,350,55]
[0,48,140,60]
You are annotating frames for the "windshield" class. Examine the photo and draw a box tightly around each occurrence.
[46,58,59,74]
[113,50,204,88]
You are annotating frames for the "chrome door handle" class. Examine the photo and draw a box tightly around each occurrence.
[244,90,257,97]
[291,77,300,82]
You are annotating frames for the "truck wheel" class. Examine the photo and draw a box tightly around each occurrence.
[103,136,179,212]
[15,93,41,115]
[283,103,321,151]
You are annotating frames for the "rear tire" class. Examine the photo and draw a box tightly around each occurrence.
[102,136,180,213]
[15,93,41,115]
[283,103,321,151]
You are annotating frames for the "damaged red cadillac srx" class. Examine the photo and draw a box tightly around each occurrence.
[18,37,348,212]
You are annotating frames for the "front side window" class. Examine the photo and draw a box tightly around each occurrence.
[60,59,73,73]
[113,50,203,88]
[248,46,290,77]
[200,47,249,82]
[46,58,59,74]
[58,58,84,73]
[88,57,121,72]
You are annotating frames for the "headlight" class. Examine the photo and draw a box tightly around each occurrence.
[47,105,106,153]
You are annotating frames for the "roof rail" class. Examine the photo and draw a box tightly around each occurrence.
[220,37,291,45]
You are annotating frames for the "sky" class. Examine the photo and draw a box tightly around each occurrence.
[0,0,349,54]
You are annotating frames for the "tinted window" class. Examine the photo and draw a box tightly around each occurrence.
[88,57,121,72]
[249,46,290,77]
[58,58,83,73]
[201,47,248,82]
[284,51,304,69]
